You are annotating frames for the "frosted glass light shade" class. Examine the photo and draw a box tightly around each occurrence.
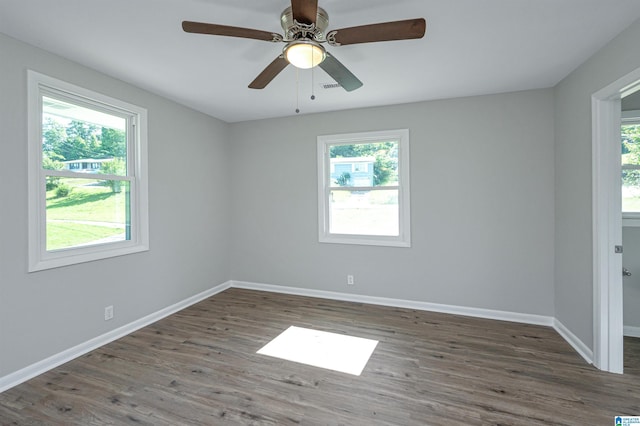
[284,40,326,69]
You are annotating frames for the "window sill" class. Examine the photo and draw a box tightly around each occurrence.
[29,241,149,272]
[623,217,640,227]
[319,234,411,248]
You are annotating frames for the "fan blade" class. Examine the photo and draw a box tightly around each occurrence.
[328,18,426,46]
[182,21,279,42]
[291,0,318,25]
[249,56,289,89]
[318,52,363,92]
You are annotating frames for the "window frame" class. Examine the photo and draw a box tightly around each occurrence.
[317,129,411,247]
[27,70,149,272]
[622,110,640,226]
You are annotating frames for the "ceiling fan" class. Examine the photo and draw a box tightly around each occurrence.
[182,0,426,92]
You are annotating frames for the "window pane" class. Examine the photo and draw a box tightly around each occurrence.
[329,142,398,188]
[622,124,640,166]
[623,170,640,213]
[42,95,127,175]
[46,177,130,251]
[329,190,399,236]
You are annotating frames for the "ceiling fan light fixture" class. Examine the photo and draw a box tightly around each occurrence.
[284,39,326,69]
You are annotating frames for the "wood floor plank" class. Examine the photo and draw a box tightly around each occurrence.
[1,288,639,425]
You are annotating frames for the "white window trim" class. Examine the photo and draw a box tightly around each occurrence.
[317,129,411,247]
[622,109,640,122]
[27,70,149,272]
[622,110,640,226]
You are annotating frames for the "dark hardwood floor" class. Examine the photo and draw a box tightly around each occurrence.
[1,288,639,425]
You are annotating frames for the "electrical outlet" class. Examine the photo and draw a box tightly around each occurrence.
[104,305,114,321]
[347,274,355,285]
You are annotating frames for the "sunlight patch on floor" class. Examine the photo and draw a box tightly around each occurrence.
[257,326,379,376]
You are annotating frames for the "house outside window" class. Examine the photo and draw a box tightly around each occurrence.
[330,156,375,187]
[317,129,411,247]
[27,71,149,271]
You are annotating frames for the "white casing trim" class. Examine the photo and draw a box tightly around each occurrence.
[591,65,640,374]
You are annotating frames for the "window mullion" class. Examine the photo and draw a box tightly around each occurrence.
[622,164,640,170]
[44,169,133,181]
[330,186,399,192]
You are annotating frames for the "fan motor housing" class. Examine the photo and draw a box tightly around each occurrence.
[280,6,329,40]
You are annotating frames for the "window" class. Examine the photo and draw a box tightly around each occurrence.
[317,129,411,247]
[27,71,149,271]
[353,162,368,173]
[622,110,640,224]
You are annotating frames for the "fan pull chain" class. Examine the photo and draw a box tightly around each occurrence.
[295,67,300,114]
[311,48,316,101]
[311,66,316,100]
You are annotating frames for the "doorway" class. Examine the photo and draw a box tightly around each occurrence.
[592,67,640,373]
[621,98,640,374]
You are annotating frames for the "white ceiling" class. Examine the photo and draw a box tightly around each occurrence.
[2,0,640,123]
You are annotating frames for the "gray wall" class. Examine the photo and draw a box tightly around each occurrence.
[0,33,231,376]
[554,18,640,347]
[229,90,556,315]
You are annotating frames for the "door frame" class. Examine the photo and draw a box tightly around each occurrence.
[592,66,640,373]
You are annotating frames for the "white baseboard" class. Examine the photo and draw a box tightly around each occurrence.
[552,318,594,364]
[231,280,555,327]
[0,281,231,393]
[234,281,594,365]
[1,279,594,394]
[624,325,640,338]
